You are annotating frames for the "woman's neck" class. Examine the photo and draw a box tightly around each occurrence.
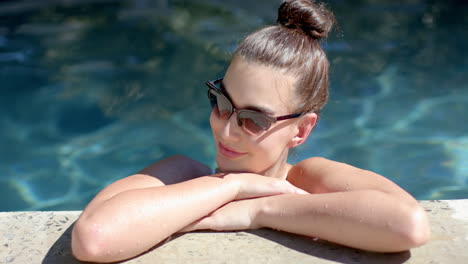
[215,149,292,180]
[260,148,291,180]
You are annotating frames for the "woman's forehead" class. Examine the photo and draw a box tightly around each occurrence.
[223,58,297,114]
[219,81,276,115]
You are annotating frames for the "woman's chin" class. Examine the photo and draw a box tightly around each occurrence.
[216,156,250,173]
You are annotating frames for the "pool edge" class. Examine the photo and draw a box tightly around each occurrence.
[1,199,467,263]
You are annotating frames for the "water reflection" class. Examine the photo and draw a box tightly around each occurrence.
[0,0,467,211]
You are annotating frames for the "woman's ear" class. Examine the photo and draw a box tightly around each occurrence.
[289,113,317,148]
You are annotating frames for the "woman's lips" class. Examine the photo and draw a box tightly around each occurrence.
[218,142,247,159]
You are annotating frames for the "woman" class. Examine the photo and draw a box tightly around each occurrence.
[71,0,430,262]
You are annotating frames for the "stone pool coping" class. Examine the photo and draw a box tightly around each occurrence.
[1,199,467,264]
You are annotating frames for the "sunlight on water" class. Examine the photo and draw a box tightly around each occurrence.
[0,0,467,211]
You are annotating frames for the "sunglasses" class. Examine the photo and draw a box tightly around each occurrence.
[206,77,305,134]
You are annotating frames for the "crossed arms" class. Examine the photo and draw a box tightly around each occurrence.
[71,155,430,263]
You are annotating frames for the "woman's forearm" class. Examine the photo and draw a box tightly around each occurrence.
[256,190,430,252]
[72,175,237,262]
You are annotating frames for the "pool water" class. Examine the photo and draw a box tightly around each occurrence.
[0,0,467,211]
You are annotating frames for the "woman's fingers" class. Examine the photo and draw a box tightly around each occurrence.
[294,187,309,195]
[224,173,308,200]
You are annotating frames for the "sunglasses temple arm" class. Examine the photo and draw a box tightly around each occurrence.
[275,113,304,121]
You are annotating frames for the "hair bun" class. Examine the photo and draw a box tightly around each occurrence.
[277,0,335,39]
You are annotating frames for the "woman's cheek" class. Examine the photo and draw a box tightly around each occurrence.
[209,110,219,134]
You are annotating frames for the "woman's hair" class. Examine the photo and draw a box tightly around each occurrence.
[233,0,335,114]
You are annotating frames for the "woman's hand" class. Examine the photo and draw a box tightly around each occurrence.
[179,198,263,232]
[179,174,309,233]
[223,172,308,200]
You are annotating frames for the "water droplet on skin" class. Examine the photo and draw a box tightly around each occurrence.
[359,217,364,223]
[323,204,329,209]
[344,182,351,191]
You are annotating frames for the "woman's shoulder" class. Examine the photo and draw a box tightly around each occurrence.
[287,157,332,175]
[288,157,411,198]
[287,157,333,190]
[286,157,355,193]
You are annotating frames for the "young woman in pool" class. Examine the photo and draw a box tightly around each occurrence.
[72,0,430,262]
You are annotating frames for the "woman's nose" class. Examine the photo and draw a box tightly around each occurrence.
[220,111,242,141]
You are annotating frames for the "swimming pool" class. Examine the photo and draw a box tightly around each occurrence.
[0,0,467,211]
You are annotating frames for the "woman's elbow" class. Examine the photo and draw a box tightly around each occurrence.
[396,204,431,251]
[373,204,430,253]
[407,205,431,247]
[71,216,110,263]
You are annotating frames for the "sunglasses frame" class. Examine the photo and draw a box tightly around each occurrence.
[205,77,305,133]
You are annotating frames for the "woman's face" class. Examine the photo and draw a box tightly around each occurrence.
[210,57,310,177]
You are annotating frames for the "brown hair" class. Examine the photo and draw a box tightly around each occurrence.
[233,0,335,115]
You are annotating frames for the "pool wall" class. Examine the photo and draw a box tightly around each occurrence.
[1,199,467,263]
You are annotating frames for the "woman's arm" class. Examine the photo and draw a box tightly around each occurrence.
[260,157,430,252]
[185,157,430,252]
[256,191,429,252]
[77,155,212,214]
[71,155,304,263]
[72,155,232,262]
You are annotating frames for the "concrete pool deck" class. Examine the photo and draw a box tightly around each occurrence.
[1,200,467,264]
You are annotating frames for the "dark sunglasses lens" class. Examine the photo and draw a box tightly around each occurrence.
[238,112,270,134]
[208,89,232,117]
[208,89,217,108]
[217,94,232,117]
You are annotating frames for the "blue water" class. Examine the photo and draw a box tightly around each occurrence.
[0,0,467,211]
